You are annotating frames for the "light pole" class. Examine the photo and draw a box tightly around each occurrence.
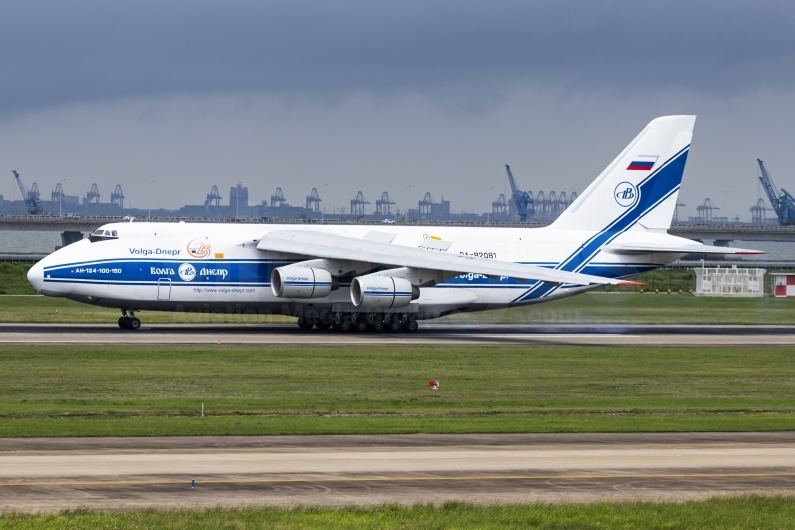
[321,183,328,222]
[58,179,66,217]
[147,180,155,220]
[235,181,240,219]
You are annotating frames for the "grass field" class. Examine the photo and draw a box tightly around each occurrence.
[0,263,36,295]
[2,497,794,529]
[3,292,795,324]
[1,344,795,437]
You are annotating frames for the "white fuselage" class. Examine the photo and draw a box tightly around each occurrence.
[27,221,685,320]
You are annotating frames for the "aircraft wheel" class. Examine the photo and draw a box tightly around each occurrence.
[297,318,315,330]
[354,318,369,332]
[338,319,352,332]
[369,319,385,332]
[128,317,141,330]
[118,317,127,329]
[387,318,402,332]
[401,319,418,333]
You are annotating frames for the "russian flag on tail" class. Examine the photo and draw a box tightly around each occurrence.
[627,160,654,171]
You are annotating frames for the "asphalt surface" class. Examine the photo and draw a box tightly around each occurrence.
[1,432,794,511]
[2,323,795,345]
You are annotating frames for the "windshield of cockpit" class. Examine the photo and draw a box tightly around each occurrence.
[89,228,119,242]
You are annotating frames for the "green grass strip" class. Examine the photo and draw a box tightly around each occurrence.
[2,344,795,436]
[5,290,795,324]
[2,497,795,529]
[3,412,795,438]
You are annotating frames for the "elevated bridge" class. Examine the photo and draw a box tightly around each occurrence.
[667,224,795,243]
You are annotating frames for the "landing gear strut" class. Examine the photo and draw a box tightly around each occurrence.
[118,310,141,330]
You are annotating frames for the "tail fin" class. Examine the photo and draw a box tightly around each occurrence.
[551,115,695,231]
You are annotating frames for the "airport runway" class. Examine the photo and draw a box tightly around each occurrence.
[1,432,794,511]
[2,323,795,345]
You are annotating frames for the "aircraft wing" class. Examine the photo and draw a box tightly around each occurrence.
[604,243,765,255]
[256,230,641,286]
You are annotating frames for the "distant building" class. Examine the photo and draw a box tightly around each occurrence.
[229,184,249,209]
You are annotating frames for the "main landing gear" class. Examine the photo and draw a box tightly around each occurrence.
[118,310,141,330]
[297,312,418,333]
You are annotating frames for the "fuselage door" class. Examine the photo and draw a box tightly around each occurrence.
[157,278,172,300]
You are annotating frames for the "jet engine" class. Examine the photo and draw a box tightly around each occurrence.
[271,266,334,299]
[350,276,419,309]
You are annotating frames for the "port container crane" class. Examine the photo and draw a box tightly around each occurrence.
[306,188,322,212]
[205,185,222,207]
[757,159,795,225]
[375,191,395,215]
[505,165,534,221]
[12,170,43,214]
[350,191,369,216]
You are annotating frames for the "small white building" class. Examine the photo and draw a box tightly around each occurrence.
[693,267,766,297]
[770,272,795,297]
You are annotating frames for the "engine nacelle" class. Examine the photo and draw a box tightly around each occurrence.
[271,267,334,299]
[350,276,419,309]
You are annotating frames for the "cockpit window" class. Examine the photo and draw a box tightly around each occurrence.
[89,228,120,243]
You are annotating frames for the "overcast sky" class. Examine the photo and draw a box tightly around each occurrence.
[2,0,795,220]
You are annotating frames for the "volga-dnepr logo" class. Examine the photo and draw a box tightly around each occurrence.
[614,182,638,208]
[178,263,197,282]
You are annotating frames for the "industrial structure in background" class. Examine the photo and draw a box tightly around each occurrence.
[306,188,322,212]
[5,159,790,224]
[497,165,577,222]
[270,187,287,208]
[750,199,770,224]
[757,159,795,225]
[12,171,42,214]
[110,185,125,208]
[205,186,222,208]
[350,191,369,216]
[84,183,101,205]
[505,165,534,221]
[0,168,578,223]
[690,198,726,223]
[375,192,395,215]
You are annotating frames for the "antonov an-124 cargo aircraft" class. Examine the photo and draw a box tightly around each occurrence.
[27,116,760,331]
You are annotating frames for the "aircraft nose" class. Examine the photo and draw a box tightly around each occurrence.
[27,261,44,293]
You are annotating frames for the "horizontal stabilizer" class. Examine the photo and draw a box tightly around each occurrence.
[257,230,638,286]
[605,243,765,255]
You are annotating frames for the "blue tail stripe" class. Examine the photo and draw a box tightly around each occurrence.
[513,145,689,303]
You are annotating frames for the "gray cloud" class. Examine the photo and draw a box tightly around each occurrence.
[1,0,795,115]
[2,0,795,223]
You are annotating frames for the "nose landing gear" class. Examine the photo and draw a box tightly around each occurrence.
[118,310,141,330]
